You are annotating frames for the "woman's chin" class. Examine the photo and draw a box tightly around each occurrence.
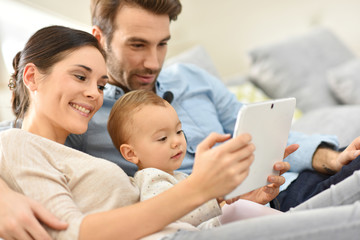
[70,125,88,135]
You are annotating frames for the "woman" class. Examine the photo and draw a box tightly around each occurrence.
[1,25,360,240]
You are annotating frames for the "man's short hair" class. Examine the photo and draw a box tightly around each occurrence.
[91,0,182,44]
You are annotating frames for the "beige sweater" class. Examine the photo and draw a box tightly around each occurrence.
[0,129,139,239]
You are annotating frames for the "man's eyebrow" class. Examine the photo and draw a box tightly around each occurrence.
[127,35,171,43]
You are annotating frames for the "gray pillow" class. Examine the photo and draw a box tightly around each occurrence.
[164,45,220,78]
[248,28,355,113]
[327,58,360,104]
[291,105,360,147]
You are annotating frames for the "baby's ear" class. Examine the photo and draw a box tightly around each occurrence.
[120,144,139,165]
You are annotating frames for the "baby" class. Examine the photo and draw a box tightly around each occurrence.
[107,90,282,230]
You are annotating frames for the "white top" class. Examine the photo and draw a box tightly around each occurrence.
[134,168,221,229]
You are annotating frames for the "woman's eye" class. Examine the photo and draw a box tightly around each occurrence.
[98,85,106,91]
[75,75,86,81]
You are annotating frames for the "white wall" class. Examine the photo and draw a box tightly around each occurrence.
[169,0,360,78]
[1,0,360,121]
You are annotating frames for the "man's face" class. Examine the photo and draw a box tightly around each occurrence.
[104,5,171,92]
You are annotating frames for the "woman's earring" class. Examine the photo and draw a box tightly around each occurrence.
[8,78,16,91]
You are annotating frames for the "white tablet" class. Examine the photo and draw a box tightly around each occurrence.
[225,97,296,199]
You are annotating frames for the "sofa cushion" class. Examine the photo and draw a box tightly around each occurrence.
[227,79,303,122]
[291,105,360,147]
[164,45,220,78]
[248,28,355,113]
[327,58,360,104]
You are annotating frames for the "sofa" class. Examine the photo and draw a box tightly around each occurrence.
[165,27,360,148]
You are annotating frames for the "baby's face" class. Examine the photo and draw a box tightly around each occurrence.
[129,103,186,174]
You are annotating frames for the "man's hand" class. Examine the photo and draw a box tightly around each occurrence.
[231,144,298,205]
[0,180,68,240]
[313,138,360,175]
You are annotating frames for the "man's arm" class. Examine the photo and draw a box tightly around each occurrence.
[313,137,360,175]
[312,145,341,174]
[0,178,68,240]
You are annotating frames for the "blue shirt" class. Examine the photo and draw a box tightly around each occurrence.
[66,63,339,190]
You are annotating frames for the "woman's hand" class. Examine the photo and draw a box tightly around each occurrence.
[0,180,68,240]
[189,132,255,201]
[239,144,299,204]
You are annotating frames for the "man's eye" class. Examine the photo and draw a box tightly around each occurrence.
[159,42,168,47]
[75,75,86,81]
[132,44,144,48]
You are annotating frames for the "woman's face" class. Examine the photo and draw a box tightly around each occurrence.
[31,46,108,142]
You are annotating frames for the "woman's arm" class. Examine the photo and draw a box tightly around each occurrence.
[79,133,255,240]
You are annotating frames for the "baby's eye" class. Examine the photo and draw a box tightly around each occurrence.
[158,136,167,142]
[177,130,183,135]
[75,75,86,81]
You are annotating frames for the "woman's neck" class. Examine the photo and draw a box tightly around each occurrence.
[22,112,68,144]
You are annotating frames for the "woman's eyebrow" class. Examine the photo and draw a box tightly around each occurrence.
[74,64,108,80]
[101,75,109,81]
[74,64,92,72]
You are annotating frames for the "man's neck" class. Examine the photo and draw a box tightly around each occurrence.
[106,75,130,93]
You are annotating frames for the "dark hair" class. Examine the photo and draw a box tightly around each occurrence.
[108,89,167,150]
[9,25,106,123]
[91,0,182,44]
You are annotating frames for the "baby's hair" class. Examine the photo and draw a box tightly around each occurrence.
[107,90,168,151]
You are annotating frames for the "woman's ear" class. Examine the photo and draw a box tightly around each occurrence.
[23,63,38,92]
[120,144,139,165]
[92,26,106,48]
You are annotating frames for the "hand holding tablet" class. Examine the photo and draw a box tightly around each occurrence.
[225,98,296,199]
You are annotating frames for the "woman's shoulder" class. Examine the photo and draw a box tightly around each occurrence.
[0,129,91,160]
[0,128,62,150]
[0,128,31,144]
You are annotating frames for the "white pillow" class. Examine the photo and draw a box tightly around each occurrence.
[327,58,360,104]
[248,28,354,113]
